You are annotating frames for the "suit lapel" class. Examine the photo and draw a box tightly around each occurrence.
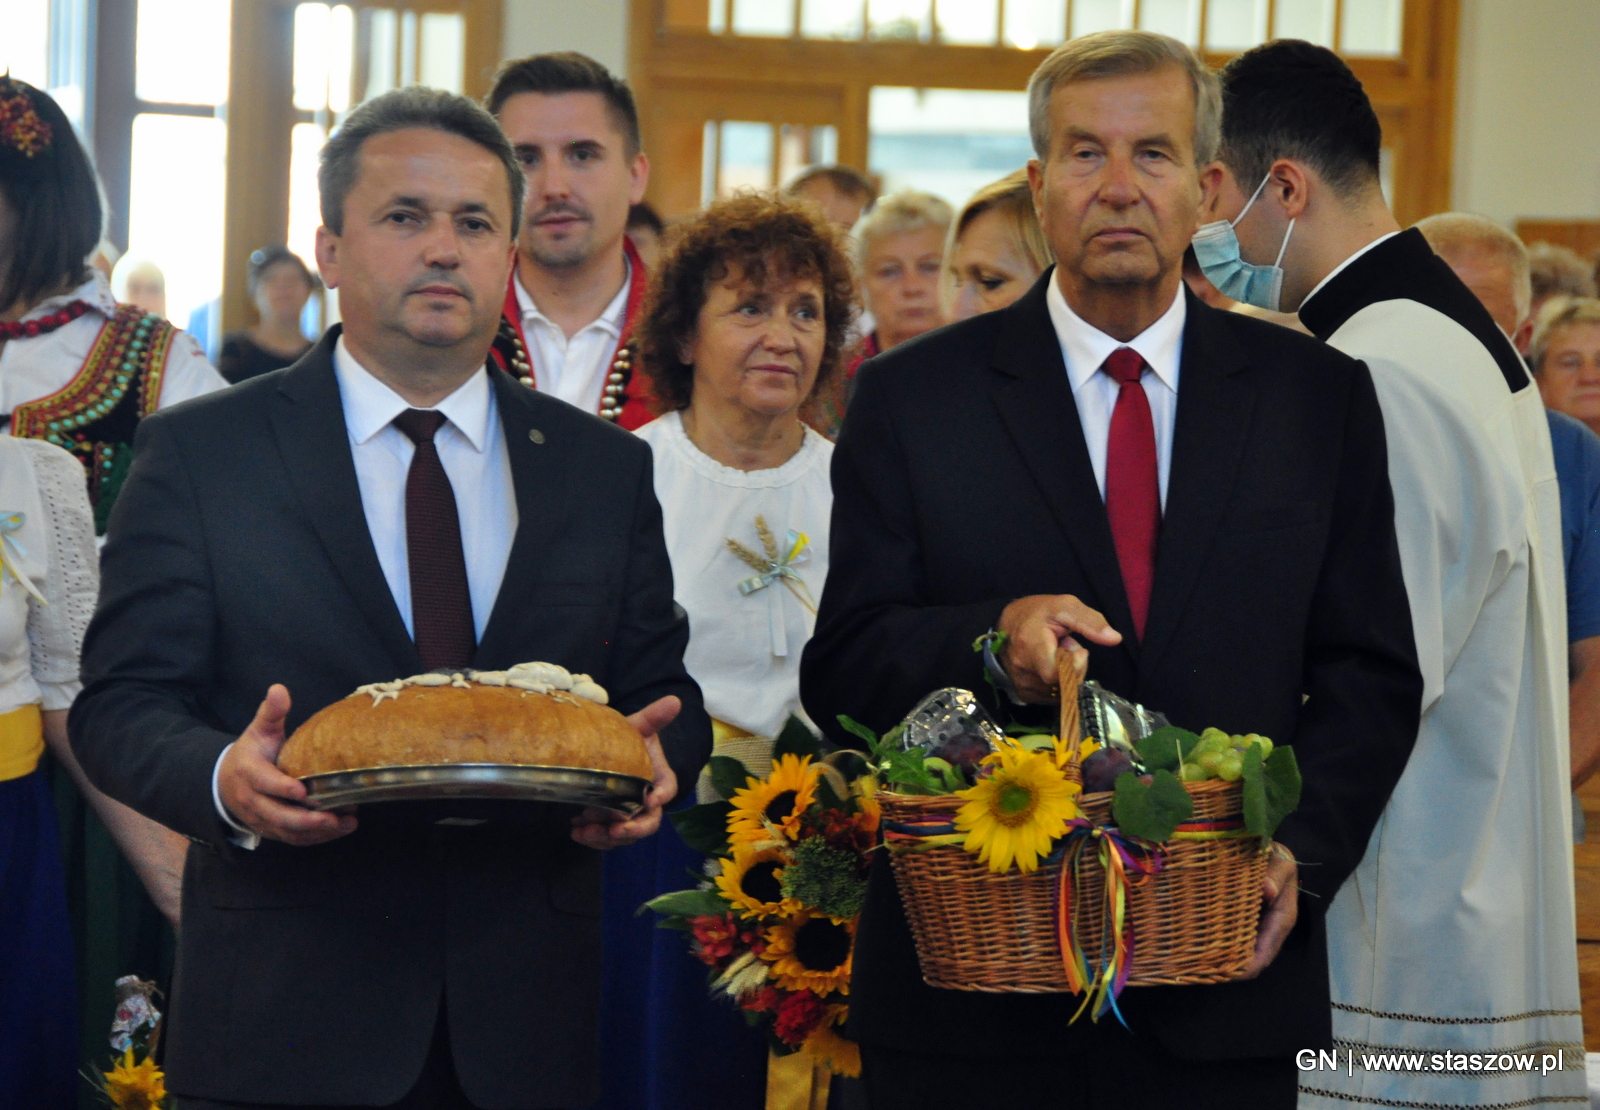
[473,368,566,667]
[1139,293,1256,674]
[270,330,421,674]
[988,274,1139,657]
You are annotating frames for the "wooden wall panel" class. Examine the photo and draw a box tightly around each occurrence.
[1517,221,1600,259]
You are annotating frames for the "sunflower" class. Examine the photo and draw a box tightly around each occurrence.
[714,845,800,919]
[104,1048,168,1110]
[728,753,818,845]
[955,742,1082,874]
[803,1006,861,1077]
[762,912,854,996]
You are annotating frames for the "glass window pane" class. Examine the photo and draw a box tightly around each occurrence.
[733,0,794,36]
[364,9,398,100]
[1341,0,1402,55]
[1003,0,1066,49]
[1272,0,1334,47]
[709,0,727,32]
[1070,0,1133,38]
[328,6,355,112]
[127,113,226,327]
[868,0,930,41]
[400,10,418,86]
[776,124,840,187]
[801,0,863,38]
[938,0,997,45]
[1138,0,1199,45]
[136,0,230,105]
[419,13,464,92]
[286,123,327,279]
[293,4,331,112]
[869,87,1031,211]
[0,0,51,88]
[1206,0,1267,51]
[718,121,774,196]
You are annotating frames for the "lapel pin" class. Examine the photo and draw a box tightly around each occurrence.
[528,428,545,444]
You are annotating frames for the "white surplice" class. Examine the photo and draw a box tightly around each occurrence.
[1299,240,1585,1108]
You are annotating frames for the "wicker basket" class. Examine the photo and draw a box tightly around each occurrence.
[880,649,1267,994]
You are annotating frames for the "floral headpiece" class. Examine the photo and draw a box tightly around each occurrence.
[0,75,52,159]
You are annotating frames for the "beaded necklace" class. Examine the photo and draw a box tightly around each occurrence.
[0,300,91,340]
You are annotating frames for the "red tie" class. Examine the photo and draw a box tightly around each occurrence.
[1102,348,1160,641]
[393,409,476,670]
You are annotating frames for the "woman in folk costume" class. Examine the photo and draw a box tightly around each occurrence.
[0,76,222,1079]
[1205,44,1584,1107]
[594,193,856,1110]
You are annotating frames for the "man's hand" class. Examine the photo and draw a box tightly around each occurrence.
[1239,844,1298,979]
[571,696,681,851]
[217,685,357,847]
[998,594,1122,703]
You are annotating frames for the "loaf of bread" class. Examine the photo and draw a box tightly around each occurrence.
[278,662,652,781]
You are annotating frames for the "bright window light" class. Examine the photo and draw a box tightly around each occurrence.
[419,13,464,93]
[286,123,327,278]
[328,6,355,112]
[0,0,51,88]
[127,113,227,327]
[136,0,230,105]
[293,4,331,112]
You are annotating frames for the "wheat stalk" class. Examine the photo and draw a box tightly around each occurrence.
[755,515,779,562]
[726,538,769,573]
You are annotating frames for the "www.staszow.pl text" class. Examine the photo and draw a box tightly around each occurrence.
[1297,1049,1564,1076]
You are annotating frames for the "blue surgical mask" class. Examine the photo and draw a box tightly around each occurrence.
[1192,175,1295,311]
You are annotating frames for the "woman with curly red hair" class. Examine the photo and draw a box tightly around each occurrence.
[598,191,857,1110]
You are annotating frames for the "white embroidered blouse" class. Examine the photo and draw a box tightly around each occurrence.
[635,411,833,740]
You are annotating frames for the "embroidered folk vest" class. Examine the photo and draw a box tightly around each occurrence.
[11,304,174,533]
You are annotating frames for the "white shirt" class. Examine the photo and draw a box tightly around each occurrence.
[512,261,630,415]
[1046,276,1185,508]
[214,337,518,846]
[635,412,832,740]
[0,272,226,420]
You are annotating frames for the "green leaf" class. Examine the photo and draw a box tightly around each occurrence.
[879,747,943,794]
[1111,768,1194,842]
[1245,746,1302,839]
[670,801,734,858]
[708,755,752,802]
[1005,722,1056,736]
[1135,726,1201,773]
[836,714,879,749]
[642,887,730,918]
[775,715,824,761]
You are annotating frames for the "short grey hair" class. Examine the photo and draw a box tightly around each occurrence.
[319,86,526,238]
[854,189,954,268]
[1415,212,1532,325]
[1027,30,1221,166]
[1530,295,1600,372]
[1527,242,1598,303]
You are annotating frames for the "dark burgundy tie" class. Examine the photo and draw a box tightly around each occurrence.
[393,408,476,670]
[1102,348,1161,641]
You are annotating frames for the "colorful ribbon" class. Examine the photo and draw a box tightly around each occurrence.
[1054,820,1167,1025]
[0,513,46,605]
[736,529,816,658]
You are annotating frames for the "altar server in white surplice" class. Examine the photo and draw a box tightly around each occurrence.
[1200,41,1583,1110]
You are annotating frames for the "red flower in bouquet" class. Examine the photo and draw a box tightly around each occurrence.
[739,985,781,1013]
[773,987,827,1046]
[691,913,739,964]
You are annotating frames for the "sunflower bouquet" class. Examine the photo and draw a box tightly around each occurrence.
[644,716,877,1078]
[86,976,173,1110]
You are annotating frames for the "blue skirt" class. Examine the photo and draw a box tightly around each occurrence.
[0,768,79,1108]
[591,807,767,1110]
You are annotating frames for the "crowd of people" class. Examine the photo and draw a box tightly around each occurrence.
[0,25,1592,1110]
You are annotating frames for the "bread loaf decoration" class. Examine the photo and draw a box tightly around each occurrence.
[278,661,652,781]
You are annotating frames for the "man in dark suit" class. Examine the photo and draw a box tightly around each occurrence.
[68,87,709,1110]
[799,30,1422,1110]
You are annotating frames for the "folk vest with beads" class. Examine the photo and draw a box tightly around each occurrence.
[11,304,176,534]
[490,237,657,431]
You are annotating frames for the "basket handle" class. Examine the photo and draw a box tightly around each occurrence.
[1056,644,1089,783]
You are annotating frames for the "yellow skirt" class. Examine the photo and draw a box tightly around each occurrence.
[0,703,45,782]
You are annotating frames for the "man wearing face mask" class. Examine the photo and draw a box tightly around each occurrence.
[1200,41,1583,1110]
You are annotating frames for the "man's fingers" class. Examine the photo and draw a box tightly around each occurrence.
[241,794,356,845]
[1240,855,1298,979]
[626,695,682,740]
[1050,598,1122,647]
[245,684,294,760]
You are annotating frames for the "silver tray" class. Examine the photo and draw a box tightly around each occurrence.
[299,763,650,816]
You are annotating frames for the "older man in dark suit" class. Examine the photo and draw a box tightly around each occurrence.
[69,86,709,1110]
[799,30,1422,1110]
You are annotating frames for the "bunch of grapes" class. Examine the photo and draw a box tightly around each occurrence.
[1179,728,1273,783]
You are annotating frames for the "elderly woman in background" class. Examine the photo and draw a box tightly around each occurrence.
[596,192,856,1110]
[804,189,950,438]
[1530,296,1600,436]
[218,246,318,383]
[946,169,1052,321]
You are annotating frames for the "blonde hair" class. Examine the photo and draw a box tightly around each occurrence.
[1414,212,1531,325]
[1027,30,1221,164]
[1530,295,1600,372]
[950,169,1053,276]
[854,189,954,268]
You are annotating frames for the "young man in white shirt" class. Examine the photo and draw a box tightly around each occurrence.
[486,52,655,428]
